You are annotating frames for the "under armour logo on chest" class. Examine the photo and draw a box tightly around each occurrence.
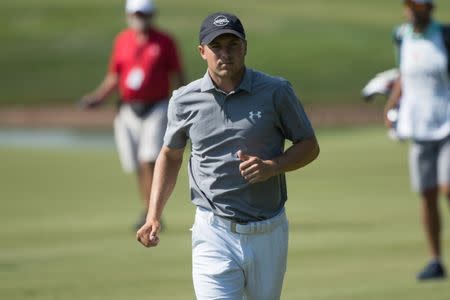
[249,111,262,119]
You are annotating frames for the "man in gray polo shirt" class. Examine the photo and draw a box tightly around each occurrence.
[137,12,319,299]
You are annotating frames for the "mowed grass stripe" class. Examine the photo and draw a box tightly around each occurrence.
[1,127,449,299]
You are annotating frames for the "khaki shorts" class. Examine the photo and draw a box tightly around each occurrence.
[114,101,168,173]
[409,136,450,192]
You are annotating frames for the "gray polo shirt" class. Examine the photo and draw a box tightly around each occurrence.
[164,68,315,222]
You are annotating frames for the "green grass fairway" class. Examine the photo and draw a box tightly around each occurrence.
[2,0,450,106]
[1,127,450,299]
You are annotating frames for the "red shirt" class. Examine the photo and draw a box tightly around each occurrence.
[109,28,182,103]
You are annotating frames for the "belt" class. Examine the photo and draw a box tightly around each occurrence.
[196,207,287,235]
[119,99,167,118]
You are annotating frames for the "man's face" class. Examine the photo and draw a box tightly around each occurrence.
[199,34,247,79]
[127,12,153,32]
[404,1,433,27]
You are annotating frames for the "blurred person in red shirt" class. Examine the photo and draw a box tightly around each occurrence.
[81,0,185,229]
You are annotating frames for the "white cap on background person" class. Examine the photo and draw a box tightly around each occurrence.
[126,0,155,14]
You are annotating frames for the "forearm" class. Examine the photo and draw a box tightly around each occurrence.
[385,77,402,112]
[147,146,184,222]
[91,73,119,101]
[271,136,320,174]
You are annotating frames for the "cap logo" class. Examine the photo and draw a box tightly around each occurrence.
[213,15,230,27]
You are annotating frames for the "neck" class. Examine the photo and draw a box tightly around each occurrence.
[413,19,431,33]
[135,29,151,43]
[209,67,245,94]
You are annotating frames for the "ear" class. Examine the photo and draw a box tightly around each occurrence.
[198,44,207,61]
[243,40,248,56]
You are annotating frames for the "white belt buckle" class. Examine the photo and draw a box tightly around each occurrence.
[230,222,238,234]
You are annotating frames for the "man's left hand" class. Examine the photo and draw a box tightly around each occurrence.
[238,150,279,184]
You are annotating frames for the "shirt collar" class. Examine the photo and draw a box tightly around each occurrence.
[239,68,253,93]
[200,68,253,94]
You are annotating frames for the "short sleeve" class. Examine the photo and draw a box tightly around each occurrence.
[442,24,450,75]
[165,37,182,73]
[392,25,404,67]
[392,26,402,47]
[274,81,315,143]
[442,25,450,73]
[163,95,188,149]
[108,36,121,74]
[443,25,450,47]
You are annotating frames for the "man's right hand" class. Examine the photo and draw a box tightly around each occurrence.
[384,109,394,129]
[136,219,161,248]
[79,94,103,110]
[384,77,402,129]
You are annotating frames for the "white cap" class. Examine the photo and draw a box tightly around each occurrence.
[126,0,155,14]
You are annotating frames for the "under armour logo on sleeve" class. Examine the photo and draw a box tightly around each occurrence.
[249,111,262,119]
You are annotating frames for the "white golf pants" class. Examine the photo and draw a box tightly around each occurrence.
[192,207,289,300]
